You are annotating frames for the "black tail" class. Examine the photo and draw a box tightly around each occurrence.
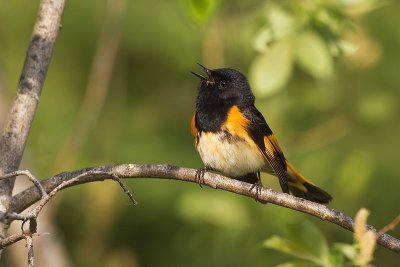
[289,181,332,204]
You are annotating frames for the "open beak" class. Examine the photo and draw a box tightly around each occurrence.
[191,63,214,84]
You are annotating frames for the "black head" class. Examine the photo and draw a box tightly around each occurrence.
[192,64,255,109]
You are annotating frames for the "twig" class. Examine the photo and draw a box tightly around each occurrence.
[4,164,400,254]
[378,215,400,237]
[0,170,47,236]
[0,232,42,250]
[0,170,135,253]
[3,171,136,225]
[110,174,138,205]
[25,235,34,267]
[0,170,47,198]
[0,232,26,249]
[0,212,35,223]
[34,171,137,208]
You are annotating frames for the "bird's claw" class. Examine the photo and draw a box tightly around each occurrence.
[195,166,211,188]
[249,173,267,204]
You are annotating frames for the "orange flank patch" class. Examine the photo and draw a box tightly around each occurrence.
[224,106,250,137]
[191,112,199,146]
[191,112,197,136]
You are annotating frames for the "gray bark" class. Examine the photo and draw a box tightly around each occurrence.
[0,0,65,253]
[6,164,400,254]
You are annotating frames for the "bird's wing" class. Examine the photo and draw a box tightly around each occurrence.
[241,105,289,193]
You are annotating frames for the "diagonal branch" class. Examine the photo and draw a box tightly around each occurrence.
[6,164,400,254]
[0,0,65,245]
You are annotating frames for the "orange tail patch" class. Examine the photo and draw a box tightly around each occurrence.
[286,161,332,204]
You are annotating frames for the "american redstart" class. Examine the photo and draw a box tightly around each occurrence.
[191,64,332,204]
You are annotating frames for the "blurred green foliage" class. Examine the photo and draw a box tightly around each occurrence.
[265,222,336,267]
[249,0,381,96]
[264,209,378,267]
[0,0,399,266]
[185,0,220,22]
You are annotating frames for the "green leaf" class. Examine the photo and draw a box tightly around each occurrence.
[267,3,295,40]
[286,222,331,265]
[253,27,273,53]
[249,40,292,97]
[333,243,357,262]
[329,244,346,267]
[185,0,218,23]
[333,0,387,16]
[263,235,318,262]
[331,40,358,57]
[277,261,318,267]
[294,31,333,79]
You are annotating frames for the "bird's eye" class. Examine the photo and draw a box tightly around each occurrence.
[220,81,228,88]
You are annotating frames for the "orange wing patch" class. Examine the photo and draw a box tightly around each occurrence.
[224,105,251,137]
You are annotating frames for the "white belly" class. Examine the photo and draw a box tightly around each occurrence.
[196,132,268,177]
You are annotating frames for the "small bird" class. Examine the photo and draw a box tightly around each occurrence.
[191,64,332,204]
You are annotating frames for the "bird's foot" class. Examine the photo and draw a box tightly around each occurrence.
[195,166,213,188]
[249,173,267,204]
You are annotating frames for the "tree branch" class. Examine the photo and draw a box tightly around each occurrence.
[0,0,65,244]
[0,231,42,250]
[6,164,400,254]
[378,215,400,237]
[25,235,34,267]
[0,232,26,250]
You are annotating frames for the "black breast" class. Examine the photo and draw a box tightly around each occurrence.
[195,90,230,132]
[195,105,230,132]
